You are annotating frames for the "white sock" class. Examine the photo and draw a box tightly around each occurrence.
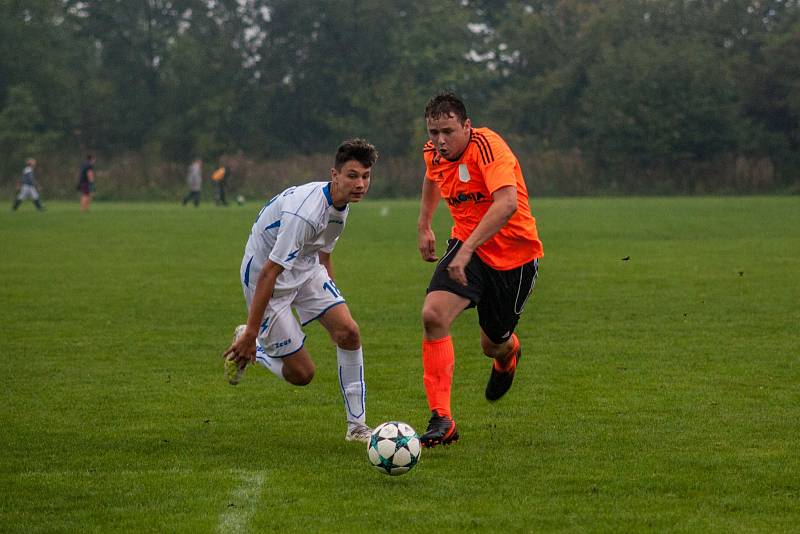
[254,339,285,380]
[337,346,366,426]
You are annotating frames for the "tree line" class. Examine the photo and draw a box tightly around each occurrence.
[1,0,798,196]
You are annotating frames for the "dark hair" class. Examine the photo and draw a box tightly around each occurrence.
[334,138,378,171]
[424,93,468,124]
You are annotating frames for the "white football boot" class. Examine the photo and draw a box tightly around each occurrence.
[224,325,248,385]
[345,423,372,443]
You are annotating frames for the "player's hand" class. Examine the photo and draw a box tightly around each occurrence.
[222,328,257,367]
[447,247,472,286]
[418,228,438,262]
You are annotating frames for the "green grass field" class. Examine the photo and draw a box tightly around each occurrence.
[1,197,798,532]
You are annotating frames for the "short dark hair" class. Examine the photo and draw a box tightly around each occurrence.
[334,138,378,171]
[424,93,468,124]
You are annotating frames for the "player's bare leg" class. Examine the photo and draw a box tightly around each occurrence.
[421,290,467,340]
[480,329,517,363]
[281,348,316,385]
[319,303,360,350]
[319,304,370,442]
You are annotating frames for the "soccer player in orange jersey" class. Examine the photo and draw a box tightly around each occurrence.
[417,93,543,447]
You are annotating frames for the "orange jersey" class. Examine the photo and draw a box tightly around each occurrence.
[423,127,543,270]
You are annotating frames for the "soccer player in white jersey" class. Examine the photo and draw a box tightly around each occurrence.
[223,139,378,443]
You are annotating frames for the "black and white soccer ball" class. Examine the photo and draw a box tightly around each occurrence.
[367,421,421,476]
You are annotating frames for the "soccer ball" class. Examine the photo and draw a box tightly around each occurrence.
[236,194,245,205]
[367,421,421,476]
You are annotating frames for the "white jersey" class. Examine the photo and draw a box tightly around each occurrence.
[241,181,348,293]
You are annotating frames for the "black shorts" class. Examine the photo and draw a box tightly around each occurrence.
[427,239,539,344]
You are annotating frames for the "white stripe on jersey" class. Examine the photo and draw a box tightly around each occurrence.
[240,182,348,293]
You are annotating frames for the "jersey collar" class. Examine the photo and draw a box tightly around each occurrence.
[323,183,348,211]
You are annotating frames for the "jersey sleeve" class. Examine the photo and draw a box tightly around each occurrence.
[319,240,336,255]
[479,135,518,194]
[268,212,317,270]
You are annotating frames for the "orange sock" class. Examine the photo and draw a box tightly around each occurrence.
[422,336,455,418]
[493,333,519,372]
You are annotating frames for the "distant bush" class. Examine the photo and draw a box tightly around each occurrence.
[1,150,795,201]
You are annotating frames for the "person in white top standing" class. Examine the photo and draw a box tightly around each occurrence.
[182,158,203,207]
[222,138,378,443]
[12,158,44,211]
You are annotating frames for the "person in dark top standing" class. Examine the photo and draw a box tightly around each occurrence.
[12,158,44,211]
[77,154,96,212]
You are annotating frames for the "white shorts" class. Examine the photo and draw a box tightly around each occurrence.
[17,184,39,201]
[243,264,345,359]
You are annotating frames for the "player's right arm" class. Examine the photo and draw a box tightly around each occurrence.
[417,176,441,262]
[223,259,284,366]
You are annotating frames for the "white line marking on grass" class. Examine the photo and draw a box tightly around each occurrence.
[217,470,265,534]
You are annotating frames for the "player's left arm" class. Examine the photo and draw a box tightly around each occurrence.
[319,251,334,280]
[447,185,517,286]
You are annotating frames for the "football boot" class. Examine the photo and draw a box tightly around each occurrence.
[419,410,459,448]
[485,335,521,401]
[345,423,373,443]
[224,325,248,385]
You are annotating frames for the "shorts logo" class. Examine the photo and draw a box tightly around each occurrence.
[271,338,292,349]
[458,164,471,183]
